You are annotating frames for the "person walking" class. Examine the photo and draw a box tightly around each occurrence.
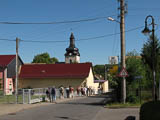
[59,86,64,99]
[51,87,56,103]
[46,87,51,102]
[66,86,70,98]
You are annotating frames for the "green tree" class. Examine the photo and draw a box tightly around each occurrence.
[141,35,160,99]
[141,36,160,74]
[93,65,105,78]
[124,50,146,103]
[32,52,58,64]
[126,50,146,88]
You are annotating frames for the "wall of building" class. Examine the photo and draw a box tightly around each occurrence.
[0,72,3,90]
[7,57,23,78]
[86,68,99,92]
[19,77,85,89]
[102,81,109,93]
[19,68,104,94]
[65,56,80,63]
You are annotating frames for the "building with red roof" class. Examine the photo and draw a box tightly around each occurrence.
[19,63,100,90]
[0,55,23,94]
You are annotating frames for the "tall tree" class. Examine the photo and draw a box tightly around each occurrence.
[32,52,58,64]
[141,35,160,99]
[126,50,146,90]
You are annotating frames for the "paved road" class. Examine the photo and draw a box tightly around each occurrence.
[0,95,139,120]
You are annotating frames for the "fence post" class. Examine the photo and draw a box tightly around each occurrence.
[28,89,31,104]
[39,88,40,100]
[23,89,25,104]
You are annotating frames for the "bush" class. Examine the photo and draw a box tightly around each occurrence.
[140,101,160,120]
[126,94,139,103]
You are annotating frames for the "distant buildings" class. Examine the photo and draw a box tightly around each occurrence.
[0,33,109,94]
[108,56,119,65]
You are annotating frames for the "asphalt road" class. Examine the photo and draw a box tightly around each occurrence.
[0,95,139,120]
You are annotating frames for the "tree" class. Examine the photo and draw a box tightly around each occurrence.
[32,52,58,64]
[125,50,146,103]
[141,35,160,100]
[126,50,146,88]
[93,65,105,78]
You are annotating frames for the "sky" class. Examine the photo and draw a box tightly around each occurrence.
[0,0,160,65]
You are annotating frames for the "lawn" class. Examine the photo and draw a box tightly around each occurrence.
[106,102,141,108]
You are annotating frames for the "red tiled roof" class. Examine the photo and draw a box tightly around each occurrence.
[0,55,16,67]
[19,63,92,79]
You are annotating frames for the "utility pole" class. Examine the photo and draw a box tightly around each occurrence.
[120,0,126,104]
[15,37,19,103]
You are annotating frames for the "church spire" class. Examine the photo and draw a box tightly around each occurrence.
[65,33,80,63]
[69,32,75,48]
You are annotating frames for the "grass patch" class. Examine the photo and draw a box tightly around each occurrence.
[106,102,141,108]
[0,95,23,103]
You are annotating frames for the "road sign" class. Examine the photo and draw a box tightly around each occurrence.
[118,67,128,77]
[134,76,143,79]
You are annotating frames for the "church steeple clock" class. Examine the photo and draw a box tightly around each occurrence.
[65,33,80,63]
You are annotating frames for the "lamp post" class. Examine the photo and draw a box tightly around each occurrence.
[142,15,157,101]
[108,16,126,103]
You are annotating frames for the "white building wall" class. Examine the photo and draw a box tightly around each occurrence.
[86,68,99,93]
[65,56,80,63]
[102,81,109,93]
[109,56,118,64]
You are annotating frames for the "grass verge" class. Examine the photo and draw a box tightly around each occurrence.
[106,102,141,108]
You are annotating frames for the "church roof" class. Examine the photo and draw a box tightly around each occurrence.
[19,63,92,79]
[65,33,80,56]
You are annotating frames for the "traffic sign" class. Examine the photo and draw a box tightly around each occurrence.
[118,67,128,77]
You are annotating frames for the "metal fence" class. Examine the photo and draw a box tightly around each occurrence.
[0,88,85,104]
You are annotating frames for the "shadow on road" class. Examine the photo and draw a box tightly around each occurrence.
[55,116,79,120]
[124,116,136,120]
[59,94,111,106]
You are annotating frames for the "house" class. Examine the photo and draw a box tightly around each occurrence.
[19,63,101,91]
[0,55,23,95]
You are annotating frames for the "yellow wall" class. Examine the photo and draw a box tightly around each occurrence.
[86,68,99,91]
[102,81,109,92]
[19,78,85,89]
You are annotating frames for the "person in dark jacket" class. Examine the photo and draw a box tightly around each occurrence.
[46,88,51,102]
[51,87,56,102]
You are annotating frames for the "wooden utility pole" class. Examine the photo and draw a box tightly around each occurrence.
[15,37,19,103]
[120,0,126,104]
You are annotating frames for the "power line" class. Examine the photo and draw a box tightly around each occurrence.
[0,16,116,25]
[0,39,15,42]
[20,25,145,43]
[0,25,145,43]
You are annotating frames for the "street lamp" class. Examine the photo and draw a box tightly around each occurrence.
[142,15,157,101]
[107,17,120,23]
[108,16,126,103]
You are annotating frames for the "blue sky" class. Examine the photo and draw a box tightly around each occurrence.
[0,0,160,65]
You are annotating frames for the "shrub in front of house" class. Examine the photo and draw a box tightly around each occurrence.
[140,101,160,120]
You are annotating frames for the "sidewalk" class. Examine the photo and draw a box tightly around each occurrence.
[0,97,84,116]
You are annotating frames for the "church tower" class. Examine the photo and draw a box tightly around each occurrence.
[65,33,80,63]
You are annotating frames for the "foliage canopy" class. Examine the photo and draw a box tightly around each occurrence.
[32,52,58,64]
